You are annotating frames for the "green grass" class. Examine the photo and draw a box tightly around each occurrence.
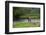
[13,22,40,28]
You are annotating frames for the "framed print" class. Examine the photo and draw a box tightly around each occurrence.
[5,1,45,34]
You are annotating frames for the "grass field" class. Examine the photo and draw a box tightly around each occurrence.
[13,22,40,28]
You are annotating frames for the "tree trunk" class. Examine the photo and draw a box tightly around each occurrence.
[28,18,31,22]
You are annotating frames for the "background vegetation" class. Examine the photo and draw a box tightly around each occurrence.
[13,7,40,19]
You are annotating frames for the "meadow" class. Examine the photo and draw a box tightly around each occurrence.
[13,22,40,28]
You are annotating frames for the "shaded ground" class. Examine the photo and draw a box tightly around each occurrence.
[14,19,40,22]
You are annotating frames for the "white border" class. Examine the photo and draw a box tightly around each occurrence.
[9,3,43,32]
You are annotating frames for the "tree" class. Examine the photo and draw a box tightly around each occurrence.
[13,7,40,22]
[13,7,32,18]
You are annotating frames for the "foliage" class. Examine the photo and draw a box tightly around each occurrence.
[13,7,40,19]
